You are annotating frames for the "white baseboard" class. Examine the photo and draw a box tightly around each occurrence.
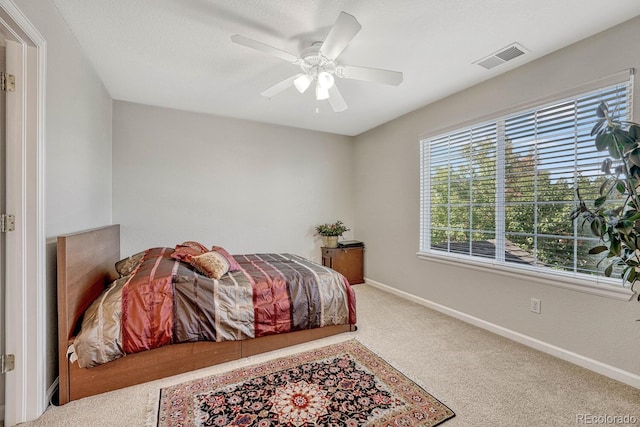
[364,278,640,389]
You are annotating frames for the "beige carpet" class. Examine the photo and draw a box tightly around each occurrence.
[19,285,640,427]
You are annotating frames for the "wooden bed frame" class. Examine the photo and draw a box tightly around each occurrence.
[57,224,356,404]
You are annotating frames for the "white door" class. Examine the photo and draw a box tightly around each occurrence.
[0,2,46,424]
[2,18,44,427]
[4,38,21,427]
[0,38,5,425]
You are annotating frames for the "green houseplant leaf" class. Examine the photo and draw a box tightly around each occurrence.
[588,246,608,255]
[573,101,640,297]
[595,132,611,152]
[596,101,608,118]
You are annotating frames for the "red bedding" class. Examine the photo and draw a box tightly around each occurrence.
[72,248,357,368]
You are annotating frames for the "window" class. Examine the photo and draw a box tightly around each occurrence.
[420,79,632,286]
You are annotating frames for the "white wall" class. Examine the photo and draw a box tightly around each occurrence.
[14,0,113,399]
[354,16,640,377]
[113,101,354,261]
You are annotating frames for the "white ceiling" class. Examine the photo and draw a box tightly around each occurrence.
[52,0,640,136]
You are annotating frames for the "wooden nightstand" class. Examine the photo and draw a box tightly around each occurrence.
[322,246,364,285]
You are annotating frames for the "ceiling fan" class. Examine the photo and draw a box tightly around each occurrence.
[231,11,403,112]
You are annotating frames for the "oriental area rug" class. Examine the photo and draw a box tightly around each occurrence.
[153,340,455,427]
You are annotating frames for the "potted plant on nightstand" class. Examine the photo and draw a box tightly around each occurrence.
[315,220,350,248]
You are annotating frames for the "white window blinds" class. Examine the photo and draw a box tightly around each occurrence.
[420,78,632,283]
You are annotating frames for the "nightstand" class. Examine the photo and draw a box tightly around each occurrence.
[322,246,364,285]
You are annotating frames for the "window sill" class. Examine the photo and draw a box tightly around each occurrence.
[416,251,636,301]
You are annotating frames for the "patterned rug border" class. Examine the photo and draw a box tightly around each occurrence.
[150,339,455,427]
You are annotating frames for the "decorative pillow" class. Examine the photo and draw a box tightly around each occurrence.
[115,251,145,277]
[211,246,241,271]
[171,241,209,263]
[190,251,230,279]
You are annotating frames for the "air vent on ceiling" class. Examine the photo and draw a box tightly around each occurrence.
[475,43,528,70]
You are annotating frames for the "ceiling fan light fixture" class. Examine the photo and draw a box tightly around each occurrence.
[317,71,335,89]
[231,11,403,113]
[316,83,330,100]
[294,74,313,93]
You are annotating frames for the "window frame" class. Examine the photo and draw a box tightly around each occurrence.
[418,72,635,301]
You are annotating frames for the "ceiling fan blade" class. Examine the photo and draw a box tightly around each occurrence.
[338,65,403,86]
[328,85,348,112]
[319,12,361,60]
[231,34,300,64]
[260,74,303,98]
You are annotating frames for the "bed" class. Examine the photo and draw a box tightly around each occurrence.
[57,225,357,404]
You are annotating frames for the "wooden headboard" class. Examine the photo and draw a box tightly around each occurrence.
[57,225,120,400]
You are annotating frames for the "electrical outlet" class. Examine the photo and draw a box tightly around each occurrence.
[530,298,541,314]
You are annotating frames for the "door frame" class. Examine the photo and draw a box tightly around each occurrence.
[0,1,45,425]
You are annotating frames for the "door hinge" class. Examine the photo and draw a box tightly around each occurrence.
[1,354,15,374]
[0,214,15,232]
[1,72,15,92]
